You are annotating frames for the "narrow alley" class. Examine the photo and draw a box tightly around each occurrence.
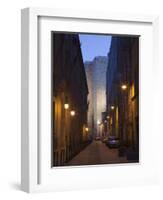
[52,33,139,166]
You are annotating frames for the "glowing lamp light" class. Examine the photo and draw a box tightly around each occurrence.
[121,84,127,90]
[64,103,69,110]
[97,120,100,125]
[111,106,115,110]
[107,116,110,119]
[70,110,75,116]
[85,127,89,132]
[64,96,69,110]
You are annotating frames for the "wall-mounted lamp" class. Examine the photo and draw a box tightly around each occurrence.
[70,110,75,116]
[121,84,127,90]
[64,103,69,110]
[64,96,69,110]
[85,127,89,132]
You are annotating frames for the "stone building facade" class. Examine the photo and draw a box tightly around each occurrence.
[85,56,108,138]
[105,36,139,160]
[52,33,89,166]
[84,61,94,139]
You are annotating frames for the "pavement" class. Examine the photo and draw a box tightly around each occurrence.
[67,140,128,166]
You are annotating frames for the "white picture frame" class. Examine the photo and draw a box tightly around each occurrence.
[21,7,159,193]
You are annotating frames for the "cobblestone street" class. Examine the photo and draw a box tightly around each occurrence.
[67,141,128,166]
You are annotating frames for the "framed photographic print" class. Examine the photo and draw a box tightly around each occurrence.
[21,8,159,193]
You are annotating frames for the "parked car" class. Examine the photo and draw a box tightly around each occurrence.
[95,136,101,141]
[102,138,108,144]
[106,136,120,148]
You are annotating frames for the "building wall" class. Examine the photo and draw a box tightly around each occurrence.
[52,33,89,166]
[106,36,139,151]
[85,56,108,138]
[84,61,94,139]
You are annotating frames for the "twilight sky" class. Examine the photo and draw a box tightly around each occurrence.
[79,34,111,62]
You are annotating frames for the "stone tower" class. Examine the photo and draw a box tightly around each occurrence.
[85,56,108,138]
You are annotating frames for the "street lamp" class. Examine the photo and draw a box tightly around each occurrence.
[64,96,69,110]
[85,127,89,132]
[64,103,69,110]
[70,110,75,116]
[121,84,127,90]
